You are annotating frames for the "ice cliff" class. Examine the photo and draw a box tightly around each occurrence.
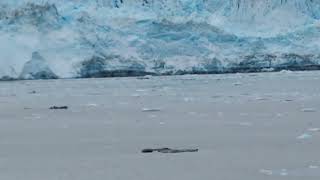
[1,0,320,79]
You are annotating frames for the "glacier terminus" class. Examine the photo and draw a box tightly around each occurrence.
[0,0,320,79]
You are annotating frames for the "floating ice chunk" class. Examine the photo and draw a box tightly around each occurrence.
[148,115,157,118]
[183,97,194,102]
[137,75,152,80]
[136,89,148,92]
[284,99,294,102]
[188,112,197,115]
[309,165,319,169]
[86,103,98,107]
[280,70,293,74]
[301,108,317,112]
[308,128,320,132]
[142,108,161,112]
[238,122,253,127]
[280,169,288,176]
[24,113,42,120]
[296,133,312,140]
[259,169,273,176]
[255,97,268,101]
[227,122,253,127]
[261,68,275,72]
[32,114,41,119]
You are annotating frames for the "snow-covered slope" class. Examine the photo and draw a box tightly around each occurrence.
[1,0,320,79]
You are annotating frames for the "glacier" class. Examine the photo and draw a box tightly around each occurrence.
[0,0,320,79]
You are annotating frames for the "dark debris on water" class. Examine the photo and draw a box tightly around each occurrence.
[142,148,199,154]
[49,106,68,110]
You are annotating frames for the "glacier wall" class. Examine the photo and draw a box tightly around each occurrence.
[0,0,320,79]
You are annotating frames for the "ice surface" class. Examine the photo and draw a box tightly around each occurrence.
[1,0,320,79]
[19,52,58,79]
[296,133,313,140]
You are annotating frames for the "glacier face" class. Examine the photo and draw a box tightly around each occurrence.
[0,0,320,79]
